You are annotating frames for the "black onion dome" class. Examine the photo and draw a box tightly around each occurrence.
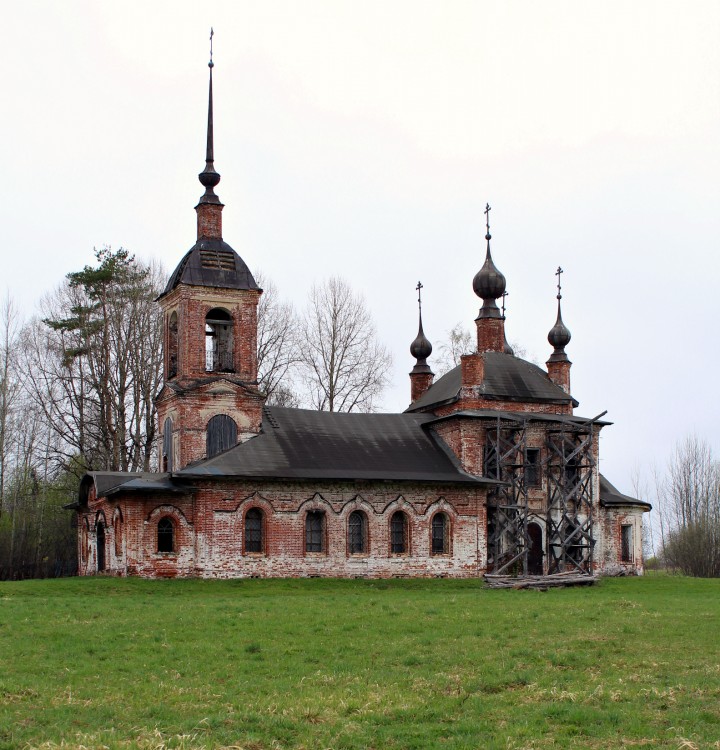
[548,301,571,360]
[410,323,432,363]
[473,250,507,301]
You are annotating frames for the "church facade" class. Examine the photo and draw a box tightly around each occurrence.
[71,60,650,580]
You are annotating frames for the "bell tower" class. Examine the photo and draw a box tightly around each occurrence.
[155,34,264,471]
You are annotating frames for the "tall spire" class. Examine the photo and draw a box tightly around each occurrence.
[198,28,222,205]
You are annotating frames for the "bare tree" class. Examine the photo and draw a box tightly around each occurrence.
[254,271,300,405]
[656,435,720,577]
[0,294,21,515]
[299,277,392,412]
[434,323,475,376]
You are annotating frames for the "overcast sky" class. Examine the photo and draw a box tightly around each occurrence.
[1,1,718,500]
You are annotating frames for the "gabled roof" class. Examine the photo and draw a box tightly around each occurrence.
[159,238,260,298]
[178,407,490,485]
[599,474,652,511]
[406,351,578,412]
[77,472,192,505]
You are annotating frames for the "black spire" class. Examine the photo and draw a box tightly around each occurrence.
[548,266,571,360]
[473,203,506,318]
[410,281,433,372]
[198,28,222,205]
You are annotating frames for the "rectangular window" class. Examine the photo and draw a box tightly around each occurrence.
[306,511,325,553]
[525,448,541,488]
[621,524,633,562]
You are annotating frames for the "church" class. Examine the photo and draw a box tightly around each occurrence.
[71,56,650,580]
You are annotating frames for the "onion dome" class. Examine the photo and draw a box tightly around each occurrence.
[410,282,433,373]
[473,203,506,319]
[548,267,571,361]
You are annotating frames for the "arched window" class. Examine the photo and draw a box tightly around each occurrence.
[348,510,368,555]
[81,519,89,563]
[206,414,238,458]
[245,508,264,554]
[162,417,174,472]
[305,511,326,553]
[96,522,106,572]
[157,517,175,553]
[114,510,123,558]
[168,312,178,378]
[390,511,408,554]
[205,308,234,372]
[431,512,450,556]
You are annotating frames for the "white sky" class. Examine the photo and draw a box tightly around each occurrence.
[1,0,719,501]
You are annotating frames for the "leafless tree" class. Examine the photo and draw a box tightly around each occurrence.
[655,435,720,577]
[0,294,21,516]
[434,323,475,376]
[299,277,392,412]
[254,271,301,405]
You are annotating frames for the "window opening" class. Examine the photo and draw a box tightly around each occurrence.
[206,414,237,458]
[621,524,633,562]
[114,512,123,557]
[168,312,178,378]
[431,513,449,555]
[525,448,541,488]
[205,308,234,372]
[158,517,174,553]
[390,511,408,554]
[96,523,106,572]
[305,511,325,553]
[348,511,367,554]
[163,417,174,472]
[245,508,263,553]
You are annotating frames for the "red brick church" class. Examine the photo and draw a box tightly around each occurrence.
[71,57,650,579]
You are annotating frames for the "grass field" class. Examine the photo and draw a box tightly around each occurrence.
[0,575,718,750]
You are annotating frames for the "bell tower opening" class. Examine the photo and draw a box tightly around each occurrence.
[205,308,234,372]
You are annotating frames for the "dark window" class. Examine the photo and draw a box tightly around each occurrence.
[484,441,500,479]
[206,414,237,458]
[245,508,264,553]
[114,512,123,557]
[205,308,234,372]
[168,312,178,378]
[305,511,325,553]
[431,513,449,555]
[163,417,174,472]
[158,517,174,553]
[390,511,408,554]
[96,523,106,572]
[348,511,367,554]
[525,448,541,488]
[621,524,633,562]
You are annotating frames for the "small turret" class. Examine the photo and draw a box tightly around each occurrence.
[473,204,507,352]
[546,266,572,394]
[409,281,434,403]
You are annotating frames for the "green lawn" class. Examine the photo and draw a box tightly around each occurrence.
[0,575,718,750]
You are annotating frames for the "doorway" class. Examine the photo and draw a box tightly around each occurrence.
[97,523,106,572]
[527,522,543,575]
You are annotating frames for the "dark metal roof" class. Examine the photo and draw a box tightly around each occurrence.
[178,407,491,484]
[78,472,191,504]
[599,474,652,510]
[406,352,578,412]
[160,238,260,298]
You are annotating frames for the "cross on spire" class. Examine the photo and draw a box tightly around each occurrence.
[416,280,423,310]
[555,266,564,299]
[484,202,492,240]
[209,27,214,67]
[501,290,508,318]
